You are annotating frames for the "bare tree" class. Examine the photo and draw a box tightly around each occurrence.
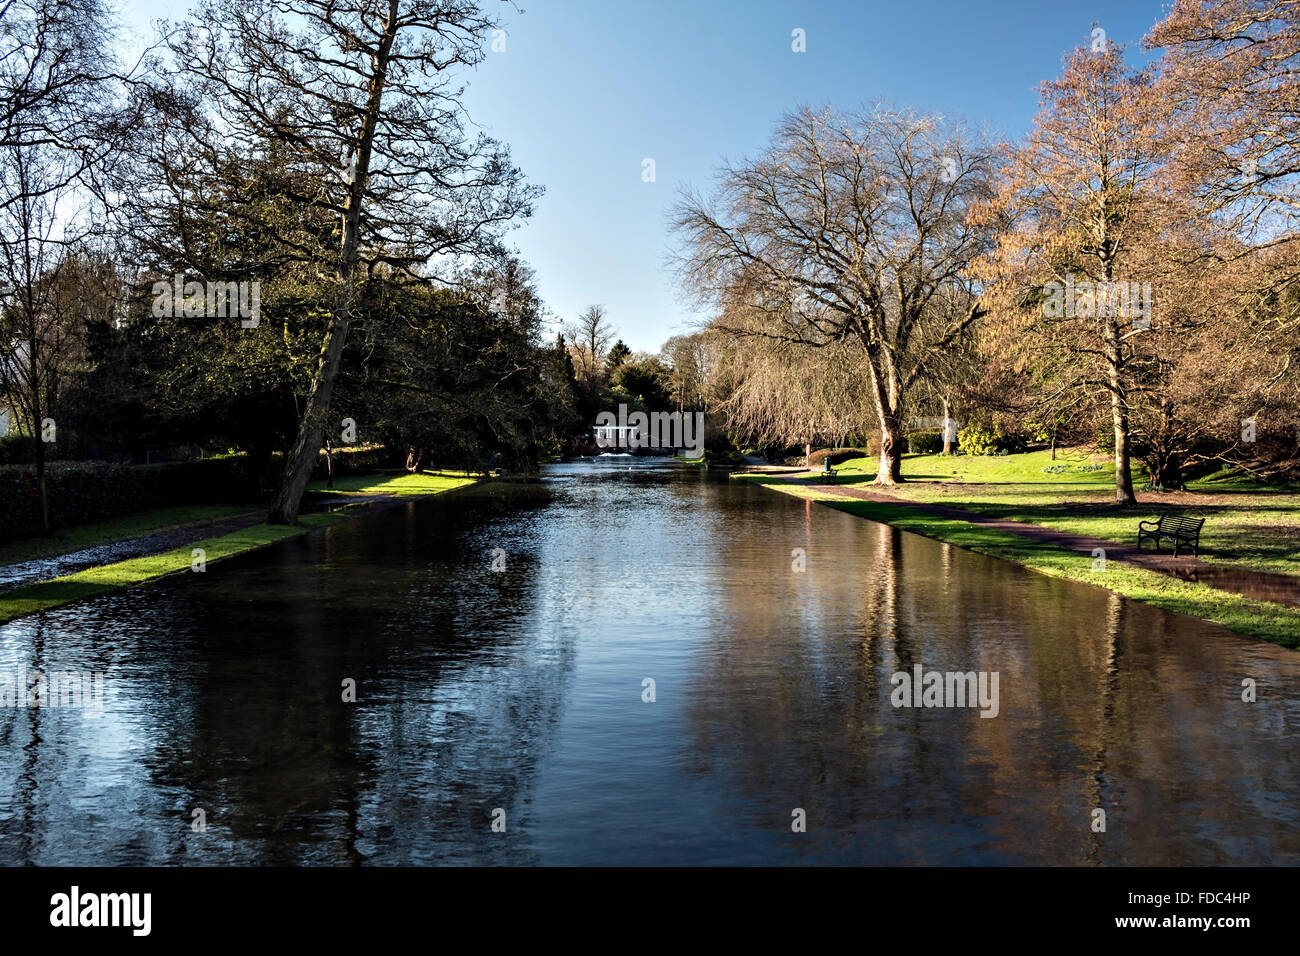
[0,0,126,532]
[1148,0,1300,257]
[661,331,721,412]
[155,0,538,524]
[565,304,613,390]
[716,328,881,451]
[673,106,995,484]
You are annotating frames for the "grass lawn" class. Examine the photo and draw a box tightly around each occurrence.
[798,449,1300,578]
[0,471,478,625]
[308,471,478,497]
[740,474,1300,648]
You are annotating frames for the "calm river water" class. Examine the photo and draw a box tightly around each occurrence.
[1,458,1296,864]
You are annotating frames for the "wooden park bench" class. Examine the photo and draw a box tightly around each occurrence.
[1137,512,1205,557]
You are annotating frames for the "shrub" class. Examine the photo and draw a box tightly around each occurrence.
[313,444,389,478]
[807,446,872,469]
[0,432,32,465]
[959,420,1029,456]
[957,423,999,456]
[907,428,944,454]
[1025,421,1054,445]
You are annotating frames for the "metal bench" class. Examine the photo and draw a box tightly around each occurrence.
[1137,513,1205,557]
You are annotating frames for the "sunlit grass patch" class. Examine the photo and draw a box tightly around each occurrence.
[308,471,478,497]
[0,471,480,625]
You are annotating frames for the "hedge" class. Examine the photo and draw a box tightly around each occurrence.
[807,445,877,469]
[313,444,391,478]
[0,456,262,539]
[0,444,408,539]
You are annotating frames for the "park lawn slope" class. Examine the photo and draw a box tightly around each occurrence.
[740,474,1300,648]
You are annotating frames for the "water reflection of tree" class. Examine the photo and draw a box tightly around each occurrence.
[135,483,575,865]
[682,498,1300,864]
[682,509,1021,862]
[0,617,46,864]
[1084,590,1124,865]
[0,609,156,864]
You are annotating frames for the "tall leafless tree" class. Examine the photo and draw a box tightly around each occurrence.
[565,303,613,391]
[0,0,129,531]
[673,106,994,484]
[982,44,1162,504]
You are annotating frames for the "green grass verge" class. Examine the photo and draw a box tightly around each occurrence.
[0,471,478,625]
[799,449,1300,578]
[0,514,341,625]
[0,504,258,567]
[741,474,1300,649]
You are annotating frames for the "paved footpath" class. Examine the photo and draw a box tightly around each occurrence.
[788,478,1300,606]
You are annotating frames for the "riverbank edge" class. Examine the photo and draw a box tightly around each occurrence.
[0,476,478,626]
[738,474,1300,649]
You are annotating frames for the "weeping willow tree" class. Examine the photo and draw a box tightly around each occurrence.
[713,322,882,453]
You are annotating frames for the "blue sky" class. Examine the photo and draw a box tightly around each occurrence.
[117,0,1171,352]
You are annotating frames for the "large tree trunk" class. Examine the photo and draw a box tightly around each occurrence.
[1112,409,1137,504]
[1147,402,1183,490]
[868,359,905,486]
[876,413,905,485]
[1146,450,1184,491]
[1104,316,1137,505]
[266,2,399,525]
[267,305,354,523]
[34,427,50,535]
